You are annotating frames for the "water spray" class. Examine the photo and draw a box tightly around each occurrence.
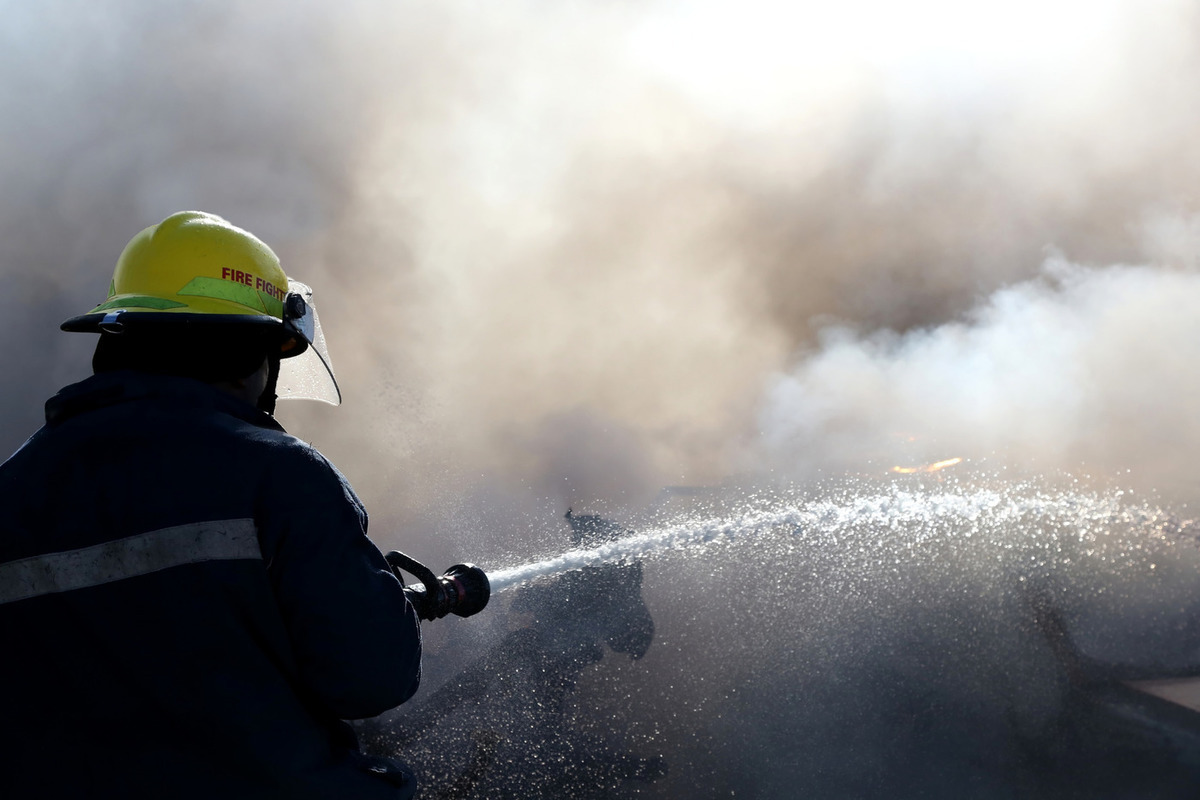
[486,504,810,594]
[484,478,1197,596]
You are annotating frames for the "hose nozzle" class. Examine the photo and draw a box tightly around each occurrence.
[386,551,491,621]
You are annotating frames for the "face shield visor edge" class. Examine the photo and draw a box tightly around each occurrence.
[278,280,341,406]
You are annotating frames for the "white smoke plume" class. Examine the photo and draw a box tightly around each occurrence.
[2,0,1200,562]
[757,251,1200,504]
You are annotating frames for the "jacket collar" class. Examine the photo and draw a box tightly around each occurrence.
[44,371,286,432]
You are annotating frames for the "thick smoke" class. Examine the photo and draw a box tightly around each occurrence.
[3,0,1200,550]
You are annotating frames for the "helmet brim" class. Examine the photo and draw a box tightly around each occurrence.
[60,311,309,356]
[63,282,341,408]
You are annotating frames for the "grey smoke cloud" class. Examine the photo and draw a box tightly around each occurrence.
[3,0,1200,561]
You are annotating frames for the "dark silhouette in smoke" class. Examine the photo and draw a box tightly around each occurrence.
[361,511,663,798]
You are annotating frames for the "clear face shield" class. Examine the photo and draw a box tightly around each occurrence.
[278,281,341,406]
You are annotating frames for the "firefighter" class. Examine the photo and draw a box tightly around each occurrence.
[0,211,422,798]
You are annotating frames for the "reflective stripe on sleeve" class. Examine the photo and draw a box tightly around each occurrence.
[0,519,261,606]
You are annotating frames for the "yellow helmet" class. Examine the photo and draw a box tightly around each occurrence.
[64,211,290,324]
[62,211,340,405]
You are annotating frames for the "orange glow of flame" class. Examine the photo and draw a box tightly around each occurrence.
[890,457,963,475]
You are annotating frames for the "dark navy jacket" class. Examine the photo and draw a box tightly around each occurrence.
[0,371,421,798]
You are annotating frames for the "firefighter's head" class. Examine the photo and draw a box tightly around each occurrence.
[61,211,340,413]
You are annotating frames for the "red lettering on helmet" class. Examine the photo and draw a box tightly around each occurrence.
[222,267,232,280]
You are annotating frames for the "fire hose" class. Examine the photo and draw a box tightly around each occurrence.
[386,551,490,621]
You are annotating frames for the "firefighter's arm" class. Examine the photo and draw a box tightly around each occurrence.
[258,444,421,720]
